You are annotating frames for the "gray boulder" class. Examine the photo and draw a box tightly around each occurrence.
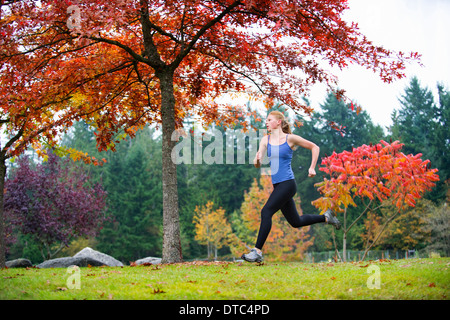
[6,258,33,268]
[73,247,123,267]
[37,256,105,268]
[134,257,162,265]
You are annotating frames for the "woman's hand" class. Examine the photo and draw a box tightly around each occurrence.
[254,151,262,168]
[308,168,316,177]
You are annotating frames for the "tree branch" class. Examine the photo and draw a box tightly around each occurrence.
[171,0,243,69]
[346,199,373,232]
[89,35,151,65]
[362,207,401,261]
[139,0,166,70]
[202,50,267,95]
[1,125,25,160]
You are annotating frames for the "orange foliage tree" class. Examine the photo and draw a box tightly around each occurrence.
[1,0,420,264]
[312,140,440,260]
[193,201,236,260]
[362,199,434,252]
[240,175,313,261]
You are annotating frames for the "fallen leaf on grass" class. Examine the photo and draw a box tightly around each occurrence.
[400,264,412,268]
[330,277,336,280]
[428,283,436,288]
[3,274,25,279]
[25,266,38,270]
[378,259,391,263]
[152,288,166,294]
[359,264,369,268]
[183,261,232,267]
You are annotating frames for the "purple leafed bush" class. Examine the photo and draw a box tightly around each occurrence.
[4,151,108,260]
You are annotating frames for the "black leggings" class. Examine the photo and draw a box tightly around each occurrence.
[255,179,325,250]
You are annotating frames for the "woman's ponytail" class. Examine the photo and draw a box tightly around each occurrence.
[281,119,292,134]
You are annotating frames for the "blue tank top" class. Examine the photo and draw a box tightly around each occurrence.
[267,134,295,184]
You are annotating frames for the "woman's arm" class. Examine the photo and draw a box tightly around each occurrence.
[289,134,320,177]
[254,135,268,168]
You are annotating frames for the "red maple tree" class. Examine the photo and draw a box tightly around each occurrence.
[312,140,439,260]
[1,0,420,265]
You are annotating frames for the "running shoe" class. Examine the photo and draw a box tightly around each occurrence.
[324,209,341,230]
[241,248,263,263]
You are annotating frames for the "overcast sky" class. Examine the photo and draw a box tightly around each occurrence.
[308,0,450,129]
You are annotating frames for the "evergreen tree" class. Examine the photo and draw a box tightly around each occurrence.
[390,77,448,203]
[317,92,385,154]
[63,123,164,262]
[390,77,437,157]
[97,128,163,262]
[435,84,450,195]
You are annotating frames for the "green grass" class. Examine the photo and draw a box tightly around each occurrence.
[1,258,449,300]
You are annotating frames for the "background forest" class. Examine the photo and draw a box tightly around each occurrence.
[5,77,449,264]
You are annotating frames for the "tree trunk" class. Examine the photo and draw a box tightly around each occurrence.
[158,70,182,263]
[342,207,347,262]
[0,156,6,268]
[361,209,401,261]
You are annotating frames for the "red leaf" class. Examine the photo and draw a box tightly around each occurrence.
[359,264,369,268]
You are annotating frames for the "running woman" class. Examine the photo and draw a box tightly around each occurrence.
[241,111,341,263]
